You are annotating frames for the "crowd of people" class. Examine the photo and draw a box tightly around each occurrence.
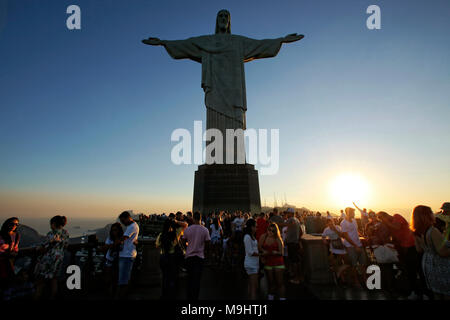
[154,202,450,300]
[1,202,449,300]
[0,211,140,300]
[321,203,450,300]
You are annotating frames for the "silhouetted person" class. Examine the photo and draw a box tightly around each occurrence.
[182,211,210,300]
[117,211,139,299]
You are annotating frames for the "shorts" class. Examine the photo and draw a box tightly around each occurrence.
[264,265,285,271]
[118,257,135,285]
[287,243,300,263]
[245,265,259,275]
[345,247,367,266]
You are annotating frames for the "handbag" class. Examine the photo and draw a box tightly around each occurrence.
[426,227,450,273]
[331,238,345,250]
[328,228,345,250]
[373,244,399,264]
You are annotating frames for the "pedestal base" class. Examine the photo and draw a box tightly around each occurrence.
[193,164,261,214]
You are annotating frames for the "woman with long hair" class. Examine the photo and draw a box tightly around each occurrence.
[411,205,450,299]
[243,219,259,299]
[258,222,286,300]
[102,222,123,296]
[209,217,223,265]
[156,218,187,299]
[0,217,20,297]
[34,215,69,299]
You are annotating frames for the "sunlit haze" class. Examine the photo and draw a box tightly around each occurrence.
[329,173,370,211]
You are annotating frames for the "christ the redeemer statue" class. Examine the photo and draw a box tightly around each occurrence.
[142,9,304,164]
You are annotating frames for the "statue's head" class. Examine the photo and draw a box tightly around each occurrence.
[215,9,231,34]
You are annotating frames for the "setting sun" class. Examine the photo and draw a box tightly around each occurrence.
[329,173,371,209]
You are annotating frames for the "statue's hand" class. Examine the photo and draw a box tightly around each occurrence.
[142,37,164,46]
[282,33,304,43]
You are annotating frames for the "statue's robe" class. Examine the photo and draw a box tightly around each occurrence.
[162,34,283,163]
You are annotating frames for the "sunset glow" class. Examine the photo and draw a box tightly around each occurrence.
[329,173,371,209]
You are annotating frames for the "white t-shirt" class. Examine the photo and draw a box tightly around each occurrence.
[243,234,259,269]
[119,221,139,258]
[322,226,346,255]
[105,237,122,261]
[210,224,222,240]
[233,217,245,232]
[340,218,362,248]
[182,224,211,259]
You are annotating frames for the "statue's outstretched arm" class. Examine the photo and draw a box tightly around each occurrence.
[282,33,304,43]
[142,37,166,46]
[142,36,202,62]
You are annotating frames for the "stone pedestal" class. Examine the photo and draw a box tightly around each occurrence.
[193,164,261,214]
[301,234,334,284]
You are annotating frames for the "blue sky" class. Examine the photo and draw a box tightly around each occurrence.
[0,0,449,219]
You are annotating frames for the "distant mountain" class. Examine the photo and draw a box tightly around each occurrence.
[17,224,46,248]
[93,223,112,242]
[16,222,117,247]
[67,223,113,244]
